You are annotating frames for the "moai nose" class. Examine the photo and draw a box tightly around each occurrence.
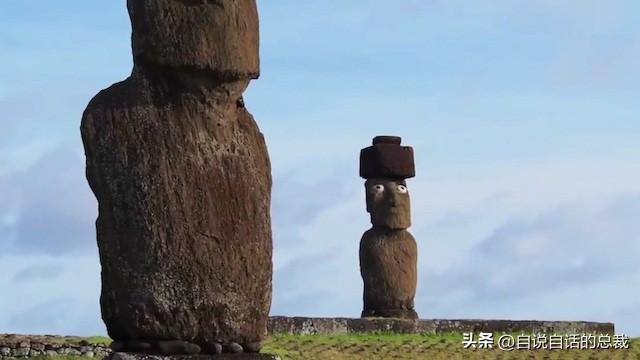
[388,193,398,207]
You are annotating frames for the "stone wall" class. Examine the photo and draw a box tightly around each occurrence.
[0,335,110,359]
[267,316,615,336]
[0,317,616,359]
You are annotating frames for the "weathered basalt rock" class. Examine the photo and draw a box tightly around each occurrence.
[359,136,418,319]
[0,334,111,359]
[360,136,415,180]
[360,228,418,318]
[128,0,259,79]
[266,316,616,336]
[81,0,272,354]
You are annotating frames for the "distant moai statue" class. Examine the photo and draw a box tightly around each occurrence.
[359,136,418,319]
[81,0,272,355]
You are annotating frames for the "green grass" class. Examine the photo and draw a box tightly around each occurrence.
[26,333,640,360]
[83,337,112,346]
[263,332,640,360]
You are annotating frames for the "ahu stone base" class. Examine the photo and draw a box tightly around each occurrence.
[109,353,279,360]
[268,316,615,335]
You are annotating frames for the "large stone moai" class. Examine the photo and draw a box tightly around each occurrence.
[81,0,272,355]
[359,136,419,319]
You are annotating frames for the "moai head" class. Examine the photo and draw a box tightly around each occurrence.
[127,0,259,79]
[360,136,415,230]
[365,178,411,229]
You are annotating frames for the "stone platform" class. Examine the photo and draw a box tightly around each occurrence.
[0,317,616,359]
[268,316,615,335]
[0,334,110,358]
[109,353,278,360]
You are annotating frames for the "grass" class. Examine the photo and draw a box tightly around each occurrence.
[23,333,640,360]
[83,337,112,346]
[262,332,640,359]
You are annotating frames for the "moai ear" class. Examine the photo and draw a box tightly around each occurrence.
[365,183,372,213]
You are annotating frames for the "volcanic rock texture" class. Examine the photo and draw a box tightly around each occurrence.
[360,228,418,319]
[359,137,418,319]
[80,0,272,351]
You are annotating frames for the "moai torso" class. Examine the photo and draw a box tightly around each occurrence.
[81,0,271,355]
[359,136,418,319]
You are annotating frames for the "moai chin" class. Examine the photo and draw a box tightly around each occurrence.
[81,0,271,355]
[359,136,419,319]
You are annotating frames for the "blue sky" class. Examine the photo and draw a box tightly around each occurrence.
[1,1,639,336]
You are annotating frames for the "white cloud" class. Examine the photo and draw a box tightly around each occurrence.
[0,147,96,255]
[0,254,103,336]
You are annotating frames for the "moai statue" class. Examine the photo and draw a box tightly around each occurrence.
[359,136,419,319]
[81,0,272,355]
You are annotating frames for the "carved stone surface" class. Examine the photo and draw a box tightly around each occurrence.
[266,316,616,335]
[0,334,111,359]
[360,228,418,319]
[360,136,415,180]
[364,178,411,229]
[359,136,418,319]
[81,0,272,353]
[128,0,260,79]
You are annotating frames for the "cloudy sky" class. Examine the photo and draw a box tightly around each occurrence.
[1,1,639,337]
